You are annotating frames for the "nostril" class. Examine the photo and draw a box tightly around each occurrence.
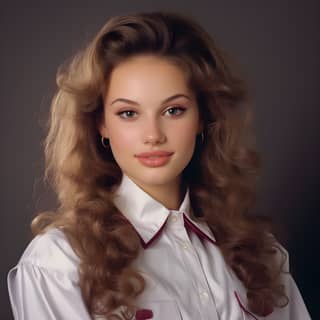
[144,133,166,145]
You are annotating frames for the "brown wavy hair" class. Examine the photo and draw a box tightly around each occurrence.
[32,11,288,319]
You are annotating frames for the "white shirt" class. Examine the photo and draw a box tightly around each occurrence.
[8,174,311,319]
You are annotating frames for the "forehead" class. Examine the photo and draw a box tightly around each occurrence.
[111,54,188,76]
[104,55,193,103]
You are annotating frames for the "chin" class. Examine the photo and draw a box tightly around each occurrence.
[129,168,182,188]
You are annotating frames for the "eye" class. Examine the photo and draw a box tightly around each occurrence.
[164,106,186,116]
[116,110,137,119]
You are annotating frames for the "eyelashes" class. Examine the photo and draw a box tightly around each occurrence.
[165,106,186,116]
[117,110,137,119]
[116,106,187,120]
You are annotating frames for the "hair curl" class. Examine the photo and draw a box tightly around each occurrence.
[32,11,288,319]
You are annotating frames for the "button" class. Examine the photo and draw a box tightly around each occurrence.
[200,291,209,301]
[182,241,189,249]
[170,215,178,223]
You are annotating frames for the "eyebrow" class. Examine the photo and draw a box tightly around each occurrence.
[110,94,191,106]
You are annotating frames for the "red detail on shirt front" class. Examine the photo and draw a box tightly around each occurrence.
[234,291,259,320]
[234,291,273,319]
[262,306,274,317]
[135,308,153,319]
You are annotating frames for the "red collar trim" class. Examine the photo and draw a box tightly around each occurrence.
[137,213,216,249]
[183,213,216,245]
[139,216,169,249]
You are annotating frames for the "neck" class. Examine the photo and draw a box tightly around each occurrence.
[129,175,186,210]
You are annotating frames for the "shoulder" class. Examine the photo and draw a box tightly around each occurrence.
[16,228,79,276]
[7,229,94,320]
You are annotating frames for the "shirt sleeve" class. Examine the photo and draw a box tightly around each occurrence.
[8,261,92,320]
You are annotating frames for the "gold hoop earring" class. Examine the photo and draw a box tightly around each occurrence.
[101,136,109,148]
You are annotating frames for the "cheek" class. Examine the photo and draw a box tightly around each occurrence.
[168,124,197,171]
[170,119,198,148]
[110,128,137,151]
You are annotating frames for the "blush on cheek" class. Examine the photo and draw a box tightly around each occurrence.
[109,128,137,149]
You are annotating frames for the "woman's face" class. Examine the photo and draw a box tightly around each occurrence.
[99,54,202,191]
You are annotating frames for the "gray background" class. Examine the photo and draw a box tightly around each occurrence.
[1,1,319,318]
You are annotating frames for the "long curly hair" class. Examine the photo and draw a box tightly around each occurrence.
[32,11,288,319]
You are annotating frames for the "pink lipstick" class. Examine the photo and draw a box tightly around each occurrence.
[135,151,174,168]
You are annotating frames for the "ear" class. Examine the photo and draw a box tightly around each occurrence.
[97,91,110,138]
[97,117,109,139]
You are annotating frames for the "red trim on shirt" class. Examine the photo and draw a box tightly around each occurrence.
[183,214,216,245]
[234,291,274,318]
[140,217,168,249]
[135,308,153,319]
[119,209,217,249]
[234,291,258,320]
[117,210,168,249]
[141,213,217,249]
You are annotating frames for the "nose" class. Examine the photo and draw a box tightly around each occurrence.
[143,119,167,145]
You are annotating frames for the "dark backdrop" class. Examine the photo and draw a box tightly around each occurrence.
[1,1,319,318]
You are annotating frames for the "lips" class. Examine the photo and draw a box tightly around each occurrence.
[135,151,174,158]
[135,151,174,168]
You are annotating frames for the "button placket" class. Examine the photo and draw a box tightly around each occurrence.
[168,211,219,320]
[169,213,194,252]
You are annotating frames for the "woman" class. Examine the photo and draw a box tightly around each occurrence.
[8,11,311,320]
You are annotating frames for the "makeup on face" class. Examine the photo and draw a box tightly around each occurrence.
[99,55,201,197]
[135,151,174,168]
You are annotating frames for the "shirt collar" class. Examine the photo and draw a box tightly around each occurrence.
[113,174,216,248]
